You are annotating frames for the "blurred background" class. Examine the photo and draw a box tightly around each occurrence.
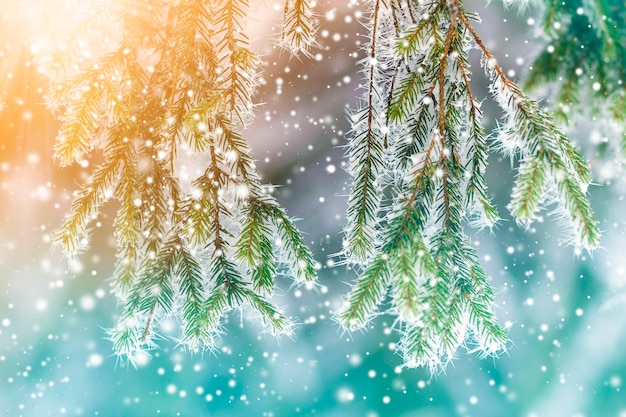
[1,0,626,416]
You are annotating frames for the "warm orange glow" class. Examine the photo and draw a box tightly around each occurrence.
[0,1,54,170]
[0,0,104,210]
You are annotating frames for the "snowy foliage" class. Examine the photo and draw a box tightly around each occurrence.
[43,0,604,371]
[525,0,626,148]
[46,0,317,358]
[338,0,599,370]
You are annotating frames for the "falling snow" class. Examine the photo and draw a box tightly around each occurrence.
[0,0,624,416]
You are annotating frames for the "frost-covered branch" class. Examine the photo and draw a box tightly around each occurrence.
[280,0,319,56]
[339,0,598,371]
[47,0,316,359]
[525,0,626,138]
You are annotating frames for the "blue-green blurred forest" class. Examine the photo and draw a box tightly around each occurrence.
[1,0,626,416]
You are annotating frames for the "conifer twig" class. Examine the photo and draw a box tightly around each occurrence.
[47,0,316,359]
[339,0,598,371]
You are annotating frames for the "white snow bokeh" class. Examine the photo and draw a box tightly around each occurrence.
[1,0,625,416]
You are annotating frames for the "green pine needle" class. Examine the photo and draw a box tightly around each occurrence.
[48,0,316,359]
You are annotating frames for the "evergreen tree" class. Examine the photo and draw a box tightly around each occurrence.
[42,0,616,369]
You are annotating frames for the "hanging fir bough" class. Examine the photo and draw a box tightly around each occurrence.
[338,0,600,371]
[47,0,317,359]
[45,0,603,371]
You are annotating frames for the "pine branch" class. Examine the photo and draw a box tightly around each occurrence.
[344,0,391,263]
[389,242,423,323]
[338,252,392,330]
[395,5,441,60]
[114,146,142,248]
[459,58,498,228]
[463,11,600,249]
[140,160,179,261]
[235,200,278,293]
[263,200,317,284]
[183,94,227,152]
[111,233,180,353]
[44,0,603,370]
[47,0,316,359]
[213,114,260,183]
[340,0,598,371]
[182,171,218,247]
[455,241,507,356]
[112,244,138,298]
[242,288,294,335]
[509,152,547,222]
[53,87,103,165]
[197,283,229,342]
[280,0,319,57]
[526,0,626,129]
[53,137,126,255]
[213,0,258,124]
[177,245,208,347]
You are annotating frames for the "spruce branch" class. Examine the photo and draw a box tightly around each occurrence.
[112,244,138,298]
[525,0,626,128]
[42,0,605,371]
[235,199,278,293]
[509,152,548,222]
[340,0,598,371]
[263,200,317,285]
[344,0,392,263]
[242,288,294,336]
[462,11,600,249]
[53,138,127,255]
[338,252,392,330]
[280,0,319,57]
[177,245,208,345]
[47,0,316,359]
